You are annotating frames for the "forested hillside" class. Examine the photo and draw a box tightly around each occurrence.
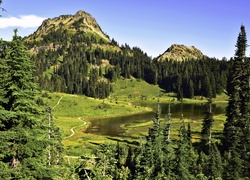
[24,11,231,100]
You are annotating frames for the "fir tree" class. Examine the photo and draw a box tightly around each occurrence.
[174,115,196,180]
[162,103,176,179]
[201,98,213,153]
[0,30,52,179]
[207,143,222,180]
[223,24,249,179]
[137,100,164,179]
[93,143,117,179]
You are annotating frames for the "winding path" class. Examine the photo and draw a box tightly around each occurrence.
[51,96,88,139]
[52,96,64,109]
[53,96,88,161]
[65,117,87,139]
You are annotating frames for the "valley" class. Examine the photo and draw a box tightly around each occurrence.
[42,78,227,156]
[1,5,249,178]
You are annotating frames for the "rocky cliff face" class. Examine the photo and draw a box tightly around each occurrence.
[157,44,205,61]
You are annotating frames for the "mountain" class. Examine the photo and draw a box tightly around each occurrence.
[25,10,110,43]
[157,44,205,61]
[22,10,229,100]
[23,10,153,99]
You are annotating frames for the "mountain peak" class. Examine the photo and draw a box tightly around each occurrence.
[157,44,205,61]
[74,10,93,20]
[75,10,87,15]
[25,10,110,42]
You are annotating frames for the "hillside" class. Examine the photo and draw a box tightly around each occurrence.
[157,44,206,61]
[24,10,122,56]
[23,10,229,100]
[24,10,154,99]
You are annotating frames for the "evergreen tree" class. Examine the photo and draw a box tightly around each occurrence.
[176,74,183,101]
[187,79,194,98]
[200,98,213,153]
[207,143,222,180]
[223,24,249,179]
[196,151,209,179]
[93,143,117,179]
[174,115,194,180]
[162,103,176,179]
[137,100,164,179]
[0,30,52,179]
[223,148,242,180]
[202,74,212,98]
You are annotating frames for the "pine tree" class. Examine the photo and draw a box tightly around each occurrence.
[223,25,249,179]
[162,103,176,179]
[93,143,117,179]
[188,79,194,98]
[174,115,195,180]
[207,143,222,179]
[176,74,183,101]
[137,100,164,179]
[201,98,213,153]
[0,30,52,179]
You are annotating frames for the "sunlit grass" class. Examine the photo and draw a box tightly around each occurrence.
[120,114,226,142]
[40,79,228,156]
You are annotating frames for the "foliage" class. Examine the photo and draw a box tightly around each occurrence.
[222,24,250,179]
[0,30,55,179]
[200,98,214,153]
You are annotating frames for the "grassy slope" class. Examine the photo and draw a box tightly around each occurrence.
[42,78,227,156]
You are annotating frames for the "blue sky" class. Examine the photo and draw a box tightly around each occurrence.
[0,0,249,59]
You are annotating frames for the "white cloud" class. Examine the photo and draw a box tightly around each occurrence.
[0,15,46,29]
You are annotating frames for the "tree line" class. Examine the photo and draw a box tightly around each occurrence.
[26,27,231,100]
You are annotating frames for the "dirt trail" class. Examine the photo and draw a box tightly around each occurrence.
[52,96,64,109]
[52,96,87,139]
[65,117,87,139]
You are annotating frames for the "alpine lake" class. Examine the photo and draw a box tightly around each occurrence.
[85,102,227,141]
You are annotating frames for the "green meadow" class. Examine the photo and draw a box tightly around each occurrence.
[42,78,227,156]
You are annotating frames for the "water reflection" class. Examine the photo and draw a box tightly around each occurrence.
[85,103,226,137]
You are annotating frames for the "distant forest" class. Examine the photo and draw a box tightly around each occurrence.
[25,28,231,100]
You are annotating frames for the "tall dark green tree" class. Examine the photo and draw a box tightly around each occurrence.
[207,143,223,179]
[0,30,52,179]
[176,74,183,101]
[137,101,165,179]
[174,115,195,180]
[200,98,213,153]
[222,25,249,179]
[162,103,176,179]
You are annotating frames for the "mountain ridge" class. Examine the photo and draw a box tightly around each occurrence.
[24,10,207,61]
[21,10,229,101]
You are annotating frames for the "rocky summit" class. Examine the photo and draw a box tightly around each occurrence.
[157,44,205,61]
[25,10,110,43]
